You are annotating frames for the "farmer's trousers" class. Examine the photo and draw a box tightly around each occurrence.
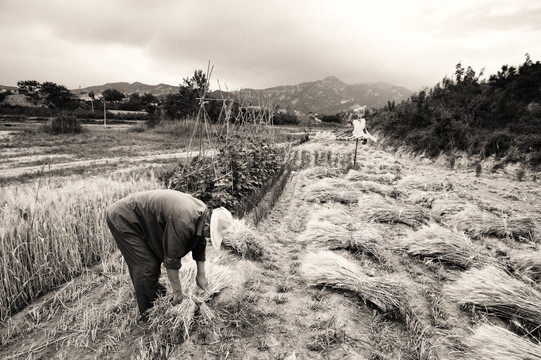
[106,213,166,320]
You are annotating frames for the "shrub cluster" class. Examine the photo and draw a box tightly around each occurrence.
[371,56,541,167]
[41,114,83,135]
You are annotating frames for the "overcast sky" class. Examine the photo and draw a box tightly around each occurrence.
[1,0,540,92]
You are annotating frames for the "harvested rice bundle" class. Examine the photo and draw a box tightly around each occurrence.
[405,190,435,208]
[147,260,232,340]
[298,220,382,258]
[431,196,473,219]
[445,265,541,330]
[222,219,268,260]
[351,180,398,198]
[311,206,355,227]
[358,196,431,229]
[302,178,359,204]
[450,208,536,241]
[345,170,397,185]
[300,166,343,180]
[300,251,405,313]
[403,224,488,269]
[464,324,541,360]
[396,176,449,192]
[510,251,541,282]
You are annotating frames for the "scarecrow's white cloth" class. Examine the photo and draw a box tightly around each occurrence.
[352,118,377,142]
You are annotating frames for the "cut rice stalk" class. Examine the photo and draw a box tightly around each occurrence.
[358,196,431,229]
[445,265,541,330]
[403,224,488,269]
[147,261,232,340]
[464,324,541,360]
[510,251,541,282]
[222,219,268,260]
[450,209,536,241]
[300,251,405,313]
[302,178,359,204]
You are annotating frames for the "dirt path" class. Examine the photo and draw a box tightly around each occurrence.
[0,150,215,178]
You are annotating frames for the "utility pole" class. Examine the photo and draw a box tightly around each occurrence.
[103,98,107,126]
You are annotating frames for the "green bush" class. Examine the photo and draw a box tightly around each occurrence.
[482,131,514,158]
[41,114,83,135]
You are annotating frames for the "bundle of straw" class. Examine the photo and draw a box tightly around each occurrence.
[445,265,541,330]
[147,260,232,340]
[297,220,382,258]
[450,209,536,241]
[300,166,342,180]
[358,196,431,229]
[403,224,487,269]
[351,180,398,198]
[222,219,268,260]
[464,324,541,360]
[302,178,359,204]
[345,170,397,185]
[300,251,405,313]
[311,206,355,227]
[510,251,541,282]
[405,190,435,208]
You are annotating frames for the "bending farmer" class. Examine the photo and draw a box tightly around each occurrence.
[106,189,233,321]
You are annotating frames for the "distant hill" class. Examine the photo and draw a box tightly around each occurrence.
[76,82,178,97]
[229,76,413,115]
[76,77,413,115]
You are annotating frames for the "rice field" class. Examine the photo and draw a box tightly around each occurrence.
[1,129,540,359]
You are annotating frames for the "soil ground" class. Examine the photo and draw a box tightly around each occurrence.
[1,133,540,359]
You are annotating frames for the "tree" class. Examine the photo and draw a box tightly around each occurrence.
[40,82,76,110]
[102,88,125,102]
[17,80,40,92]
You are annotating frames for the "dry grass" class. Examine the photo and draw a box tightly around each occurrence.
[300,251,405,313]
[405,190,436,208]
[450,208,536,241]
[351,180,400,198]
[302,178,359,204]
[402,224,489,269]
[445,265,541,331]
[463,324,541,360]
[510,251,541,282]
[222,219,269,260]
[358,195,431,229]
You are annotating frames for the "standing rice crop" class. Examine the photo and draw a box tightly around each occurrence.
[402,224,488,269]
[300,251,405,313]
[463,324,541,360]
[0,173,159,320]
[445,265,541,331]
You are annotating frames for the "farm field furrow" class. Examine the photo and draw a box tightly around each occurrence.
[1,133,540,359]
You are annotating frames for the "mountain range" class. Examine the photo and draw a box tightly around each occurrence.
[76,77,413,115]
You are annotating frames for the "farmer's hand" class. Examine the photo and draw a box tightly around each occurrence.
[171,290,185,305]
[196,274,209,293]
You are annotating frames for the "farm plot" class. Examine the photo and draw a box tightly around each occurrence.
[1,133,541,359]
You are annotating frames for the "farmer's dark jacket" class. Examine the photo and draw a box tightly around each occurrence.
[107,189,208,269]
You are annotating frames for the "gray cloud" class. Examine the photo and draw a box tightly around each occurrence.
[1,0,540,91]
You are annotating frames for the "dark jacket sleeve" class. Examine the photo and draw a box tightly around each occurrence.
[162,216,193,270]
[192,237,206,262]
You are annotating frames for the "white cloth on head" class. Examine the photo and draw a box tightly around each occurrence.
[210,207,233,250]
